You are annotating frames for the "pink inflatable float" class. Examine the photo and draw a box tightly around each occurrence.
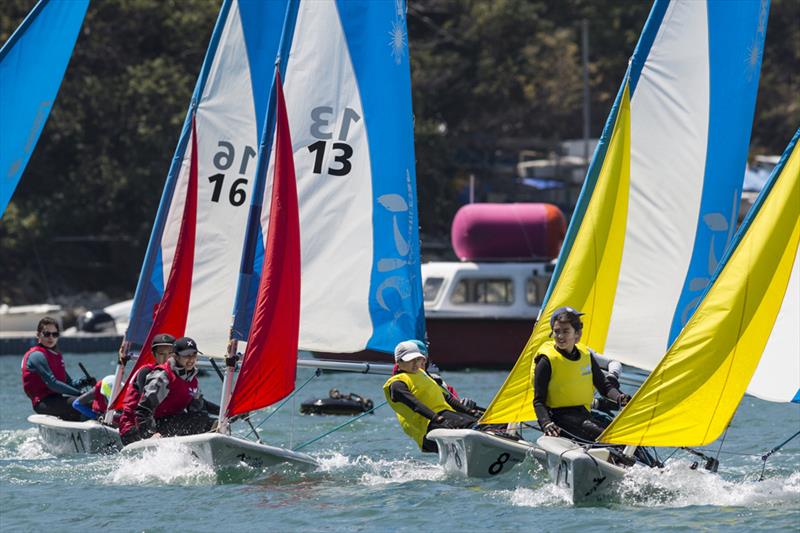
[451,203,566,261]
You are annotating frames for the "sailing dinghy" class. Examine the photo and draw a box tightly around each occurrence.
[538,127,799,503]
[123,70,317,470]
[25,0,290,456]
[429,0,770,480]
[124,0,422,469]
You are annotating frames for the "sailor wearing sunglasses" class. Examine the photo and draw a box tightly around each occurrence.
[21,317,95,420]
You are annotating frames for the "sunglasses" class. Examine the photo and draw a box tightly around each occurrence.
[41,331,60,338]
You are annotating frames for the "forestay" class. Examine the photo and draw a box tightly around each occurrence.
[480,0,769,424]
[0,0,89,216]
[232,0,425,355]
[126,0,289,357]
[599,129,799,446]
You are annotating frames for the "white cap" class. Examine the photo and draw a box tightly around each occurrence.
[394,340,427,363]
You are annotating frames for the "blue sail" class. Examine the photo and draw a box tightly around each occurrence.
[126,0,289,356]
[0,0,89,217]
[233,0,424,354]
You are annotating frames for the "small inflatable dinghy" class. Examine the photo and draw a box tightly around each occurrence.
[300,388,374,416]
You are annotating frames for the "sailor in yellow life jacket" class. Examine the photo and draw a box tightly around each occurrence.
[384,340,480,453]
[531,306,630,442]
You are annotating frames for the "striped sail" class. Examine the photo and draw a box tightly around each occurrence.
[0,0,88,216]
[599,129,799,446]
[481,0,769,424]
[127,0,289,357]
[233,0,424,354]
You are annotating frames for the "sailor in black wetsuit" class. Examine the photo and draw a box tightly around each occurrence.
[531,307,630,442]
[383,340,480,452]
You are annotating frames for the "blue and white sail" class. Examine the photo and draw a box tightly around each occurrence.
[0,0,88,217]
[233,0,424,354]
[127,0,289,357]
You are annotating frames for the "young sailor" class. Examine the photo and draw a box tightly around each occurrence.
[127,333,176,393]
[72,374,116,420]
[384,340,480,453]
[531,306,630,441]
[21,317,95,421]
[118,337,217,445]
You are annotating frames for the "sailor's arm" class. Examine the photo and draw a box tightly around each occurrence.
[388,381,438,420]
[590,355,628,406]
[134,369,170,437]
[26,351,82,396]
[532,355,554,428]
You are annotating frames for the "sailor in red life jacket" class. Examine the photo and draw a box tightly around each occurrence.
[71,333,177,424]
[532,306,631,442]
[71,375,116,420]
[118,337,218,445]
[21,317,95,421]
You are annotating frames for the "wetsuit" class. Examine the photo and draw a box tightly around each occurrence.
[22,345,83,421]
[386,371,478,453]
[532,343,624,442]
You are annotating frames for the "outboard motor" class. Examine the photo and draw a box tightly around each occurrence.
[77,309,116,333]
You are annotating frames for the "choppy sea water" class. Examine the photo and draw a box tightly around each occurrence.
[1,352,798,532]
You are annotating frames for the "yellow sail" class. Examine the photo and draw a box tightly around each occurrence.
[599,136,800,446]
[479,83,632,424]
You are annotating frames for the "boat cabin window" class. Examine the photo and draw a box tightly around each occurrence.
[526,276,549,306]
[450,278,514,305]
[423,277,445,302]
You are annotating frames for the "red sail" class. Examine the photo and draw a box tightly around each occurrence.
[227,72,300,416]
[110,118,199,409]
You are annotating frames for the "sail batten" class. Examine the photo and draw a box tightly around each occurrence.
[600,130,800,446]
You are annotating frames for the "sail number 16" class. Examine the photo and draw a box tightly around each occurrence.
[208,141,256,206]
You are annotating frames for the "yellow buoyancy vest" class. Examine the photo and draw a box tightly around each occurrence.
[530,340,594,410]
[383,371,455,448]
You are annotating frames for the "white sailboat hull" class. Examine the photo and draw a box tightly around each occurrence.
[536,436,627,504]
[427,428,543,478]
[28,414,121,455]
[121,433,318,470]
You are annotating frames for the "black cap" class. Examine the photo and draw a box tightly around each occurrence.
[151,333,176,350]
[549,306,585,328]
[173,336,200,356]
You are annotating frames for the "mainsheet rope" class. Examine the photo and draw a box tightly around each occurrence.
[292,400,388,451]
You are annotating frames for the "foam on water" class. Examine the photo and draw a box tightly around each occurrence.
[502,484,573,507]
[106,440,217,485]
[500,457,800,508]
[617,459,800,507]
[313,450,444,485]
[0,429,53,460]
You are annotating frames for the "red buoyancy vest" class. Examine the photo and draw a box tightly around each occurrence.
[117,362,198,436]
[153,362,198,418]
[90,380,108,414]
[21,346,68,407]
[118,364,157,436]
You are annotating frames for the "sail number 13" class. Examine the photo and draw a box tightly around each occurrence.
[307,106,360,176]
[208,141,256,206]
